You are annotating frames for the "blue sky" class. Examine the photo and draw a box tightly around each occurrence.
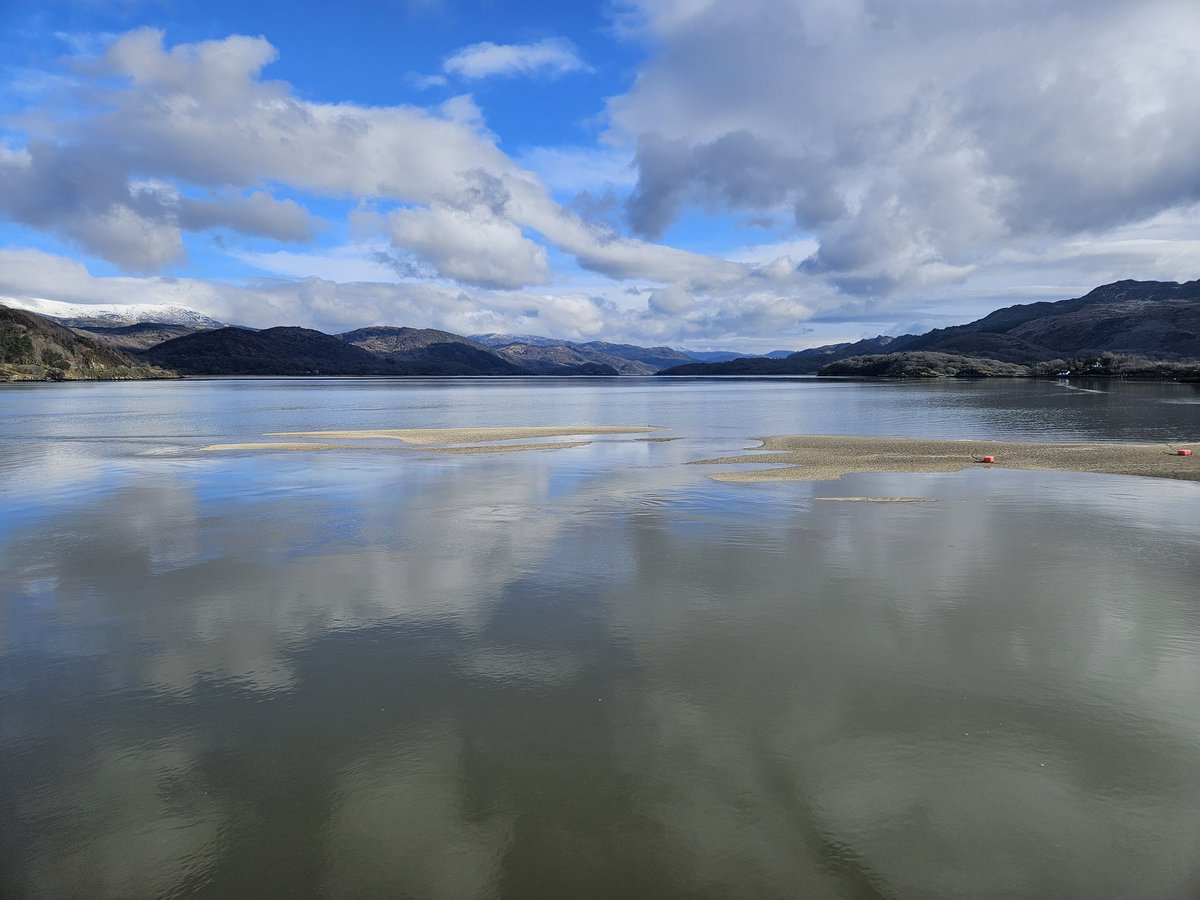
[1,0,1199,351]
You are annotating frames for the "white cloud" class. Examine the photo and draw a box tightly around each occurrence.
[389,203,550,290]
[610,0,1200,294]
[0,28,723,293]
[442,38,590,81]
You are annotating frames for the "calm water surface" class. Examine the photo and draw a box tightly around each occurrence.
[2,378,1199,898]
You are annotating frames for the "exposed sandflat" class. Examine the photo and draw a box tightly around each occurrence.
[425,441,592,454]
[266,426,657,444]
[699,434,1200,483]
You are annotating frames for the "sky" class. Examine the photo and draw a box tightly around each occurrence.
[1,0,1199,352]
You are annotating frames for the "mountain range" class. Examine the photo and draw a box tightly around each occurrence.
[2,279,1198,380]
[1,297,226,329]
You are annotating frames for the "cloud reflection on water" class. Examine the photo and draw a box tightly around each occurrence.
[2,429,1200,897]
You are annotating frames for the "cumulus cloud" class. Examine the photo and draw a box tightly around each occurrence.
[0,28,723,293]
[442,38,590,80]
[611,0,1200,293]
[177,191,319,242]
[389,203,550,289]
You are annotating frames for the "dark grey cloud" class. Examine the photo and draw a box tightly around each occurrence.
[0,138,320,269]
[627,130,844,239]
[177,192,319,242]
[612,0,1200,293]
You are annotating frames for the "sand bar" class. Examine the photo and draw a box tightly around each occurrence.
[698,434,1200,483]
[266,425,657,445]
[425,441,592,454]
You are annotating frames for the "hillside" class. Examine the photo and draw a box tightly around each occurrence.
[491,341,637,375]
[575,341,694,371]
[659,280,1200,376]
[338,327,527,375]
[472,332,759,372]
[894,280,1200,360]
[820,352,1031,377]
[656,356,825,375]
[140,327,398,376]
[72,322,213,351]
[0,304,173,381]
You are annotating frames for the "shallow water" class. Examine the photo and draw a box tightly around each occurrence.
[2,378,1199,898]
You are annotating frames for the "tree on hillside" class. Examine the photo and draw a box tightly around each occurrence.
[0,324,34,364]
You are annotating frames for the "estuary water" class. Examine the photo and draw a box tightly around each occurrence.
[2,377,1199,899]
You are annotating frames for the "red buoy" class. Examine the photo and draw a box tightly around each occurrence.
[1177,449,1193,456]
[980,455,995,463]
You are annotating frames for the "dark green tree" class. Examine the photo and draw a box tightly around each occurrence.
[0,324,34,363]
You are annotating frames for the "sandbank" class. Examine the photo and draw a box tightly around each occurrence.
[265,425,657,444]
[699,434,1199,483]
[425,440,592,454]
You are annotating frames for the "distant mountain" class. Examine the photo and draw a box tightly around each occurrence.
[782,336,900,372]
[1,304,172,381]
[657,356,825,376]
[340,325,485,354]
[474,332,753,371]
[338,326,526,375]
[659,280,1200,376]
[471,333,567,348]
[71,322,214,351]
[489,342,625,375]
[140,327,398,376]
[576,341,694,371]
[2,297,226,329]
[892,279,1200,360]
[138,324,617,376]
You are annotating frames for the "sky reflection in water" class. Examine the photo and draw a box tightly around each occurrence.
[1,379,1199,899]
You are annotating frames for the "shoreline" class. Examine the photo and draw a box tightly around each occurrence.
[698,434,1200,483]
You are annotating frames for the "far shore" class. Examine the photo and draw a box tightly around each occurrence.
[698,434,1199,483]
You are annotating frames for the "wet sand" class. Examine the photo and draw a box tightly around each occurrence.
[425,441,592,454]
[265,426,657,444]
[699,434,1200,483]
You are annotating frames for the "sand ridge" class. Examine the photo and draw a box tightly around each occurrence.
[698,434,1200,483]
[424,441,593,455]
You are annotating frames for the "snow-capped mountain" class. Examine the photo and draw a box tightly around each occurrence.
[1,296,226,328]
[469,332,567,348]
